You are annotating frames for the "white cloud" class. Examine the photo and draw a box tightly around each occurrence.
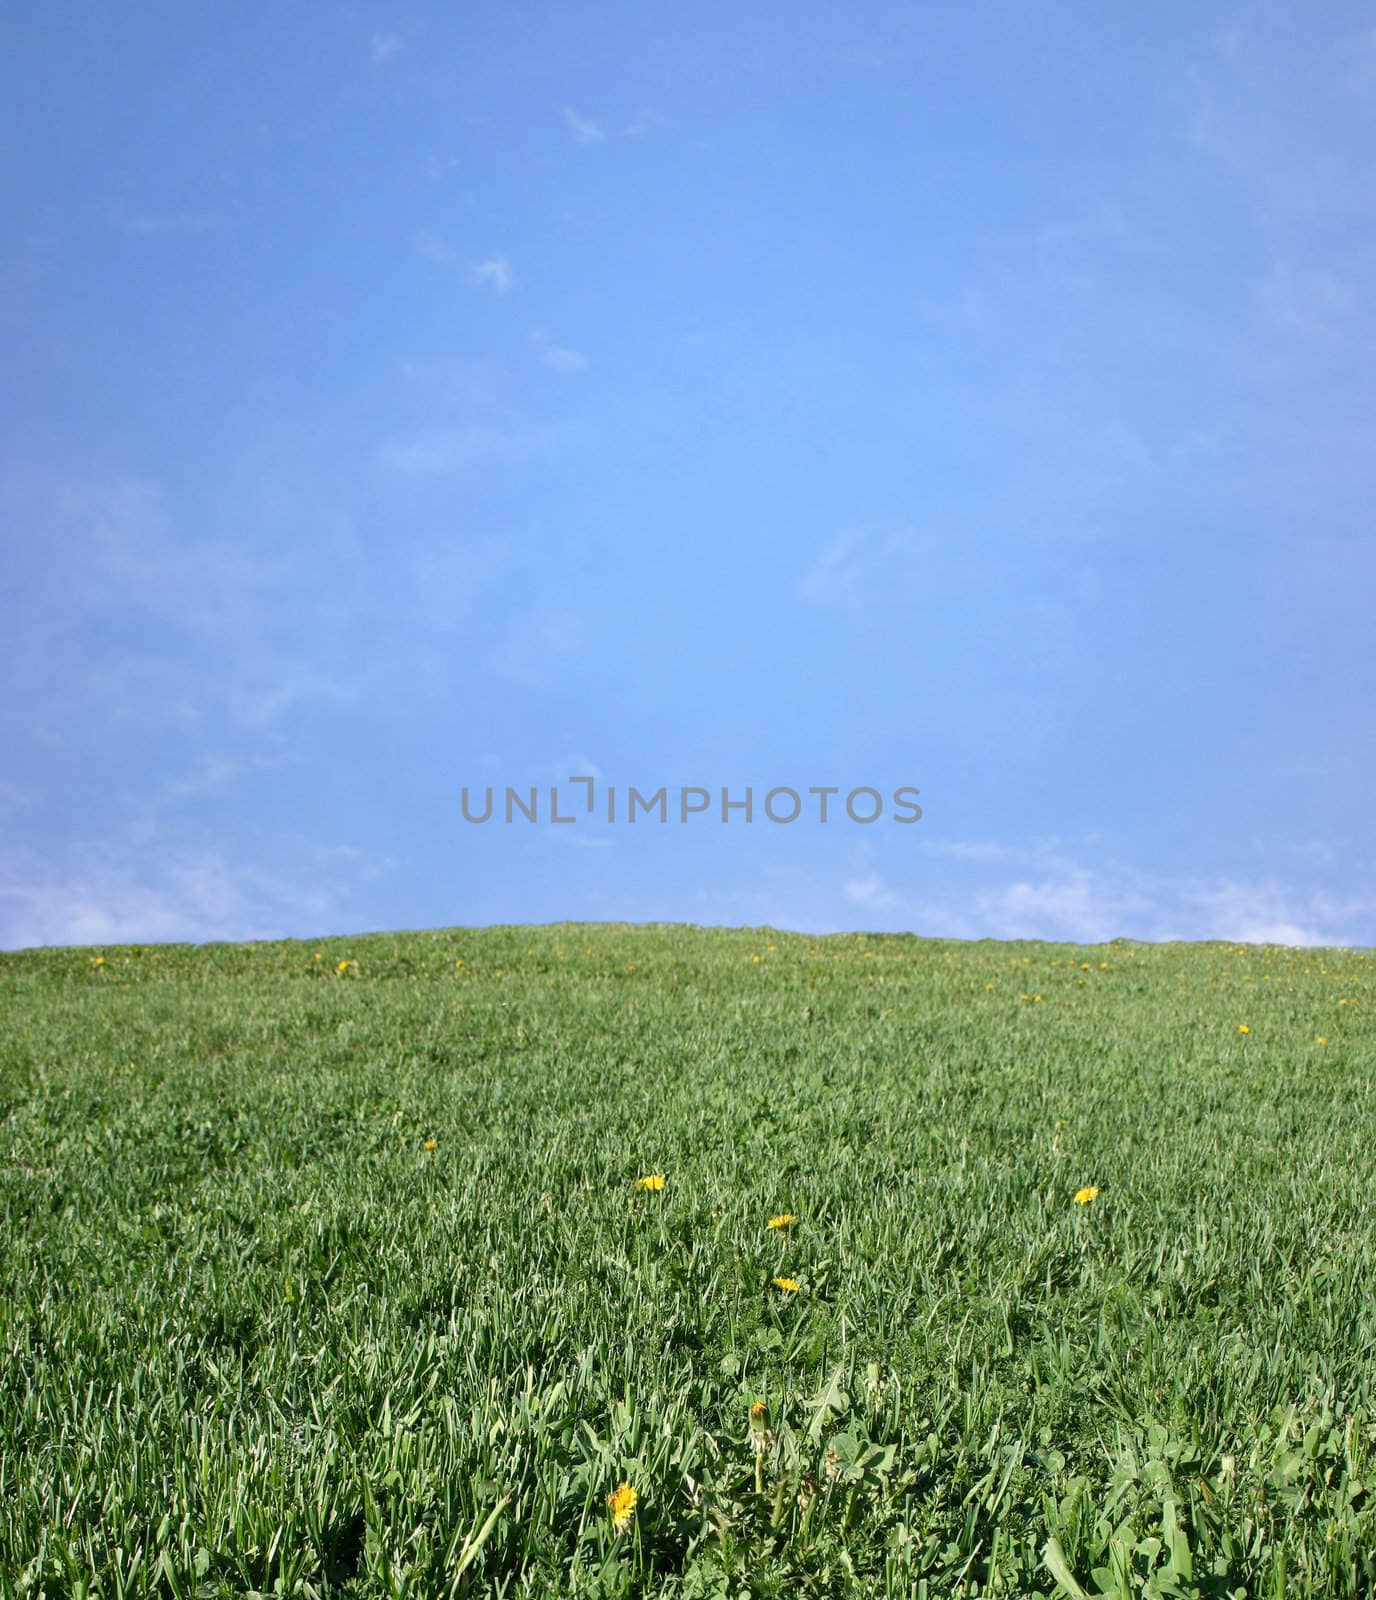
[690,886,799,929]
[0,839,363,951]
[797,535,859,603]
[157,754,255,807]
[922,839,1012,863]
[563,107,606,145]
[1183,21,1376,225]
[108,206,226,236]
[150,749,288,811]
[826,847,1375,948]
[1171,878,1362,948]
[0,474,349,729]
[469,255,513,294]
[532,331,588,373]
[377,422,561,476]
[971,870,1157,943]
[842,874,904,912]
[371,33,403,64]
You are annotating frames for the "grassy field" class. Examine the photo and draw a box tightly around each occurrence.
[2,925,1374,1598]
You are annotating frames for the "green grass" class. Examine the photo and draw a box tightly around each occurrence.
[2,925,1375,1598]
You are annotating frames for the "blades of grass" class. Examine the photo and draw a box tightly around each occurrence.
[446,1489,513,1593]
[1042,1537,1090,1599]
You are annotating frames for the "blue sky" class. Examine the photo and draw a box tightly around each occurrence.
[3,0,1374,949]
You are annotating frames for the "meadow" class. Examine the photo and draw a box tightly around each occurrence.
[1,925,1374,1598]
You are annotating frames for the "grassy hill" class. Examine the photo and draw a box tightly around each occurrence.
[2,925,1374,1597]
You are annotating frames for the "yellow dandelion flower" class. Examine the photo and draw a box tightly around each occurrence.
[1238,1023,1250,1033]
[766,1213,796,1230]
[772,1276,800,1292]
[607,1482,638,1533]
[90,955,105,965]
[635,1174,665,1192]
[749,1400,769,1422]
[423,1138,437,1151]
[1074,1185,1099,1205]
[1317,1036,1329,1044]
